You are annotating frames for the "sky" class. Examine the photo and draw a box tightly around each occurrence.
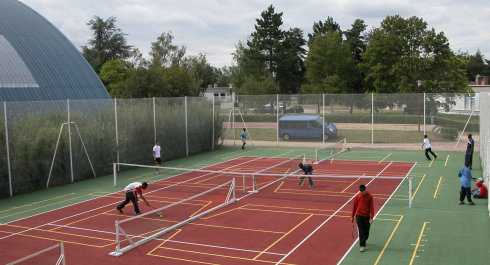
[20,0,490,69]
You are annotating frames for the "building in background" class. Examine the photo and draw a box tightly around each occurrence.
[0,0,111,102]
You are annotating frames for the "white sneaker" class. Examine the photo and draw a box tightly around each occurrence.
[156,170,160,174]
[309,185,314,188]
[360,247,365,252]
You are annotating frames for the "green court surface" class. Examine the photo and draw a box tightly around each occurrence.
[1,146,488,264]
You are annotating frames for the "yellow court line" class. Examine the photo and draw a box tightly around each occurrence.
[374,215,403,265]
[0,193,75,213]
[412,174,426,200]
[341,175,364,193]
[148,252,219,265]
[379,153,392,163]
[410,222,430,265]
[244,203,343,213]
[148,229,182,254]
[434,177,443,198]
[0,230,109,248]
[428,156,435,167]
[49,209,114,231]
[3,224,114,242]
[239,207,329,217]
[444,155,450,166]
[189,201,213,218]
[253,214,313,260]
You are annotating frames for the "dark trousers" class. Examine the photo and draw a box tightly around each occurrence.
[459,186,473,203]
[155,157,161,171]
[465,153,473,169]
[425,148,437,160]
[300,170,314,186]
[356,215,371,247]
[117,192,140,214]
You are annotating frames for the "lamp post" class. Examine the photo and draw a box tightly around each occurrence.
[417,80,422,133]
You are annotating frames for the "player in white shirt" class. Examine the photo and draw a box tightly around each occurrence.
[116,182,149,215]
[422,135,437,161]
[153,140,161,174]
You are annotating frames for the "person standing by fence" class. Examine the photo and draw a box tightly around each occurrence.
[465,134,474,170]
[241,128,247,150]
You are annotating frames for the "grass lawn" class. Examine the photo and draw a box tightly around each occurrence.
[221,128,455,143]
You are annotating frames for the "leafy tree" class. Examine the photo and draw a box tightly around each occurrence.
[239,75,280,95]
[98,59,133,95]
[457,50,489,81]
[307,17,341,44]
[247,5,285,76]
[276,28,307,94]
[302,31,356,94]
[149,31,187,68]
[360,15,469,94]
[81,16,133,73]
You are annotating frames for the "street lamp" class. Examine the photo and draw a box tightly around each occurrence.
[417,80,422,133]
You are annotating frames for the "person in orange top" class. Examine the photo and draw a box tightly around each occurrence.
[351,184,374,252]
[472,181,488,199]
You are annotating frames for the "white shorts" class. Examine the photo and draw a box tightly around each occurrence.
[241,139,246,143]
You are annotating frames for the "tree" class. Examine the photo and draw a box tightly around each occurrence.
[98,59,133,95]
[302,31,356,94]
[247,5,285,76]
[149,31,187,68]
[360,15,469,94]
[81,16,133,73]
[276,28,307,94]
[307,17,341,44]
[457,50,489,81]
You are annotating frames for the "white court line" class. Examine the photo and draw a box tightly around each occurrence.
[47,223,284,256]
[0,156,265,241]
[274,162,395,265]
[337,161,416,265]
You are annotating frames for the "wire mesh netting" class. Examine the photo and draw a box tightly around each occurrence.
[6,242,64,265]
[112,179,235,256]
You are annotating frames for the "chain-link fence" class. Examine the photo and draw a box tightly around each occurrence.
[1,93,482,198]
[219,93,480,150]
[1,97,223,198]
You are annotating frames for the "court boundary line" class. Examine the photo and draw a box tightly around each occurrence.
[274,161,395,264]
[337,161,417,265]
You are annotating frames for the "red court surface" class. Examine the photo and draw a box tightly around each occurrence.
[0,157,415,264]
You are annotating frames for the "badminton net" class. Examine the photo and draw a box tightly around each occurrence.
[250,153,305,193]
[110,179,235,256]
[316,138,348,163]
[7,242,65,265]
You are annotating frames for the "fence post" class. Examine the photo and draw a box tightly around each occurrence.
[323,94,325,148]
[277,94,279,147]
[423,93,426,135]
[4,102,12,197]
[153,97,156,143]
[67,99,73,183]
[371,93,374,150]
[115,98,119,170]
[212,96,215,151]
[185,96,188,156]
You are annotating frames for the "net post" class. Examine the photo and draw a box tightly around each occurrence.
[113,163,117,187]
[233,178,236,201]
[109,220,123,257]
[409,177,413,208]
[315,148,318,164]
[60,242,66,265]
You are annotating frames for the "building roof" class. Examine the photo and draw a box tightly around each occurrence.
[0,0,111,102]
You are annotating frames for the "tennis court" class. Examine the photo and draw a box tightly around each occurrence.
[1,153,415,265]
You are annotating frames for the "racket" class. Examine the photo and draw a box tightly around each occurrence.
[300,178,305,186]
[351,220,355,239]
[149,205,163,218]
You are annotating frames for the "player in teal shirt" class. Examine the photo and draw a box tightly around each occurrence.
[241,128,247,150]
[458,161,475,205]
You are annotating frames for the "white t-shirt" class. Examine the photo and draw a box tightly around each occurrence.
[423,138,431,148]
[153,145,161,158]
[124,182,143,194]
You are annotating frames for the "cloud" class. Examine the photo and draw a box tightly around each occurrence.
[19,0,490,67]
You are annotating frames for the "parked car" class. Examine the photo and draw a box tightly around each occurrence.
[278,115,338,140]
[250,105,274,114]
[284,105,304,114]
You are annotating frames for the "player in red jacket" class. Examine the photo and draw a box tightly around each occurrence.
[351,184,374,252]
[472,181,488,199]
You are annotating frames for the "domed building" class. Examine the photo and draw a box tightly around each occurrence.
[0,0,111,102]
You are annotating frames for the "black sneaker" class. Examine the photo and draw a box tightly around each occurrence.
[135,212,142,216]
[116,207,122,213]
[468,202,475,205]
[459,201,465,205]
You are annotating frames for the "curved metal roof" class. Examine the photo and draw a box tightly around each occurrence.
[0,0,111,102]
